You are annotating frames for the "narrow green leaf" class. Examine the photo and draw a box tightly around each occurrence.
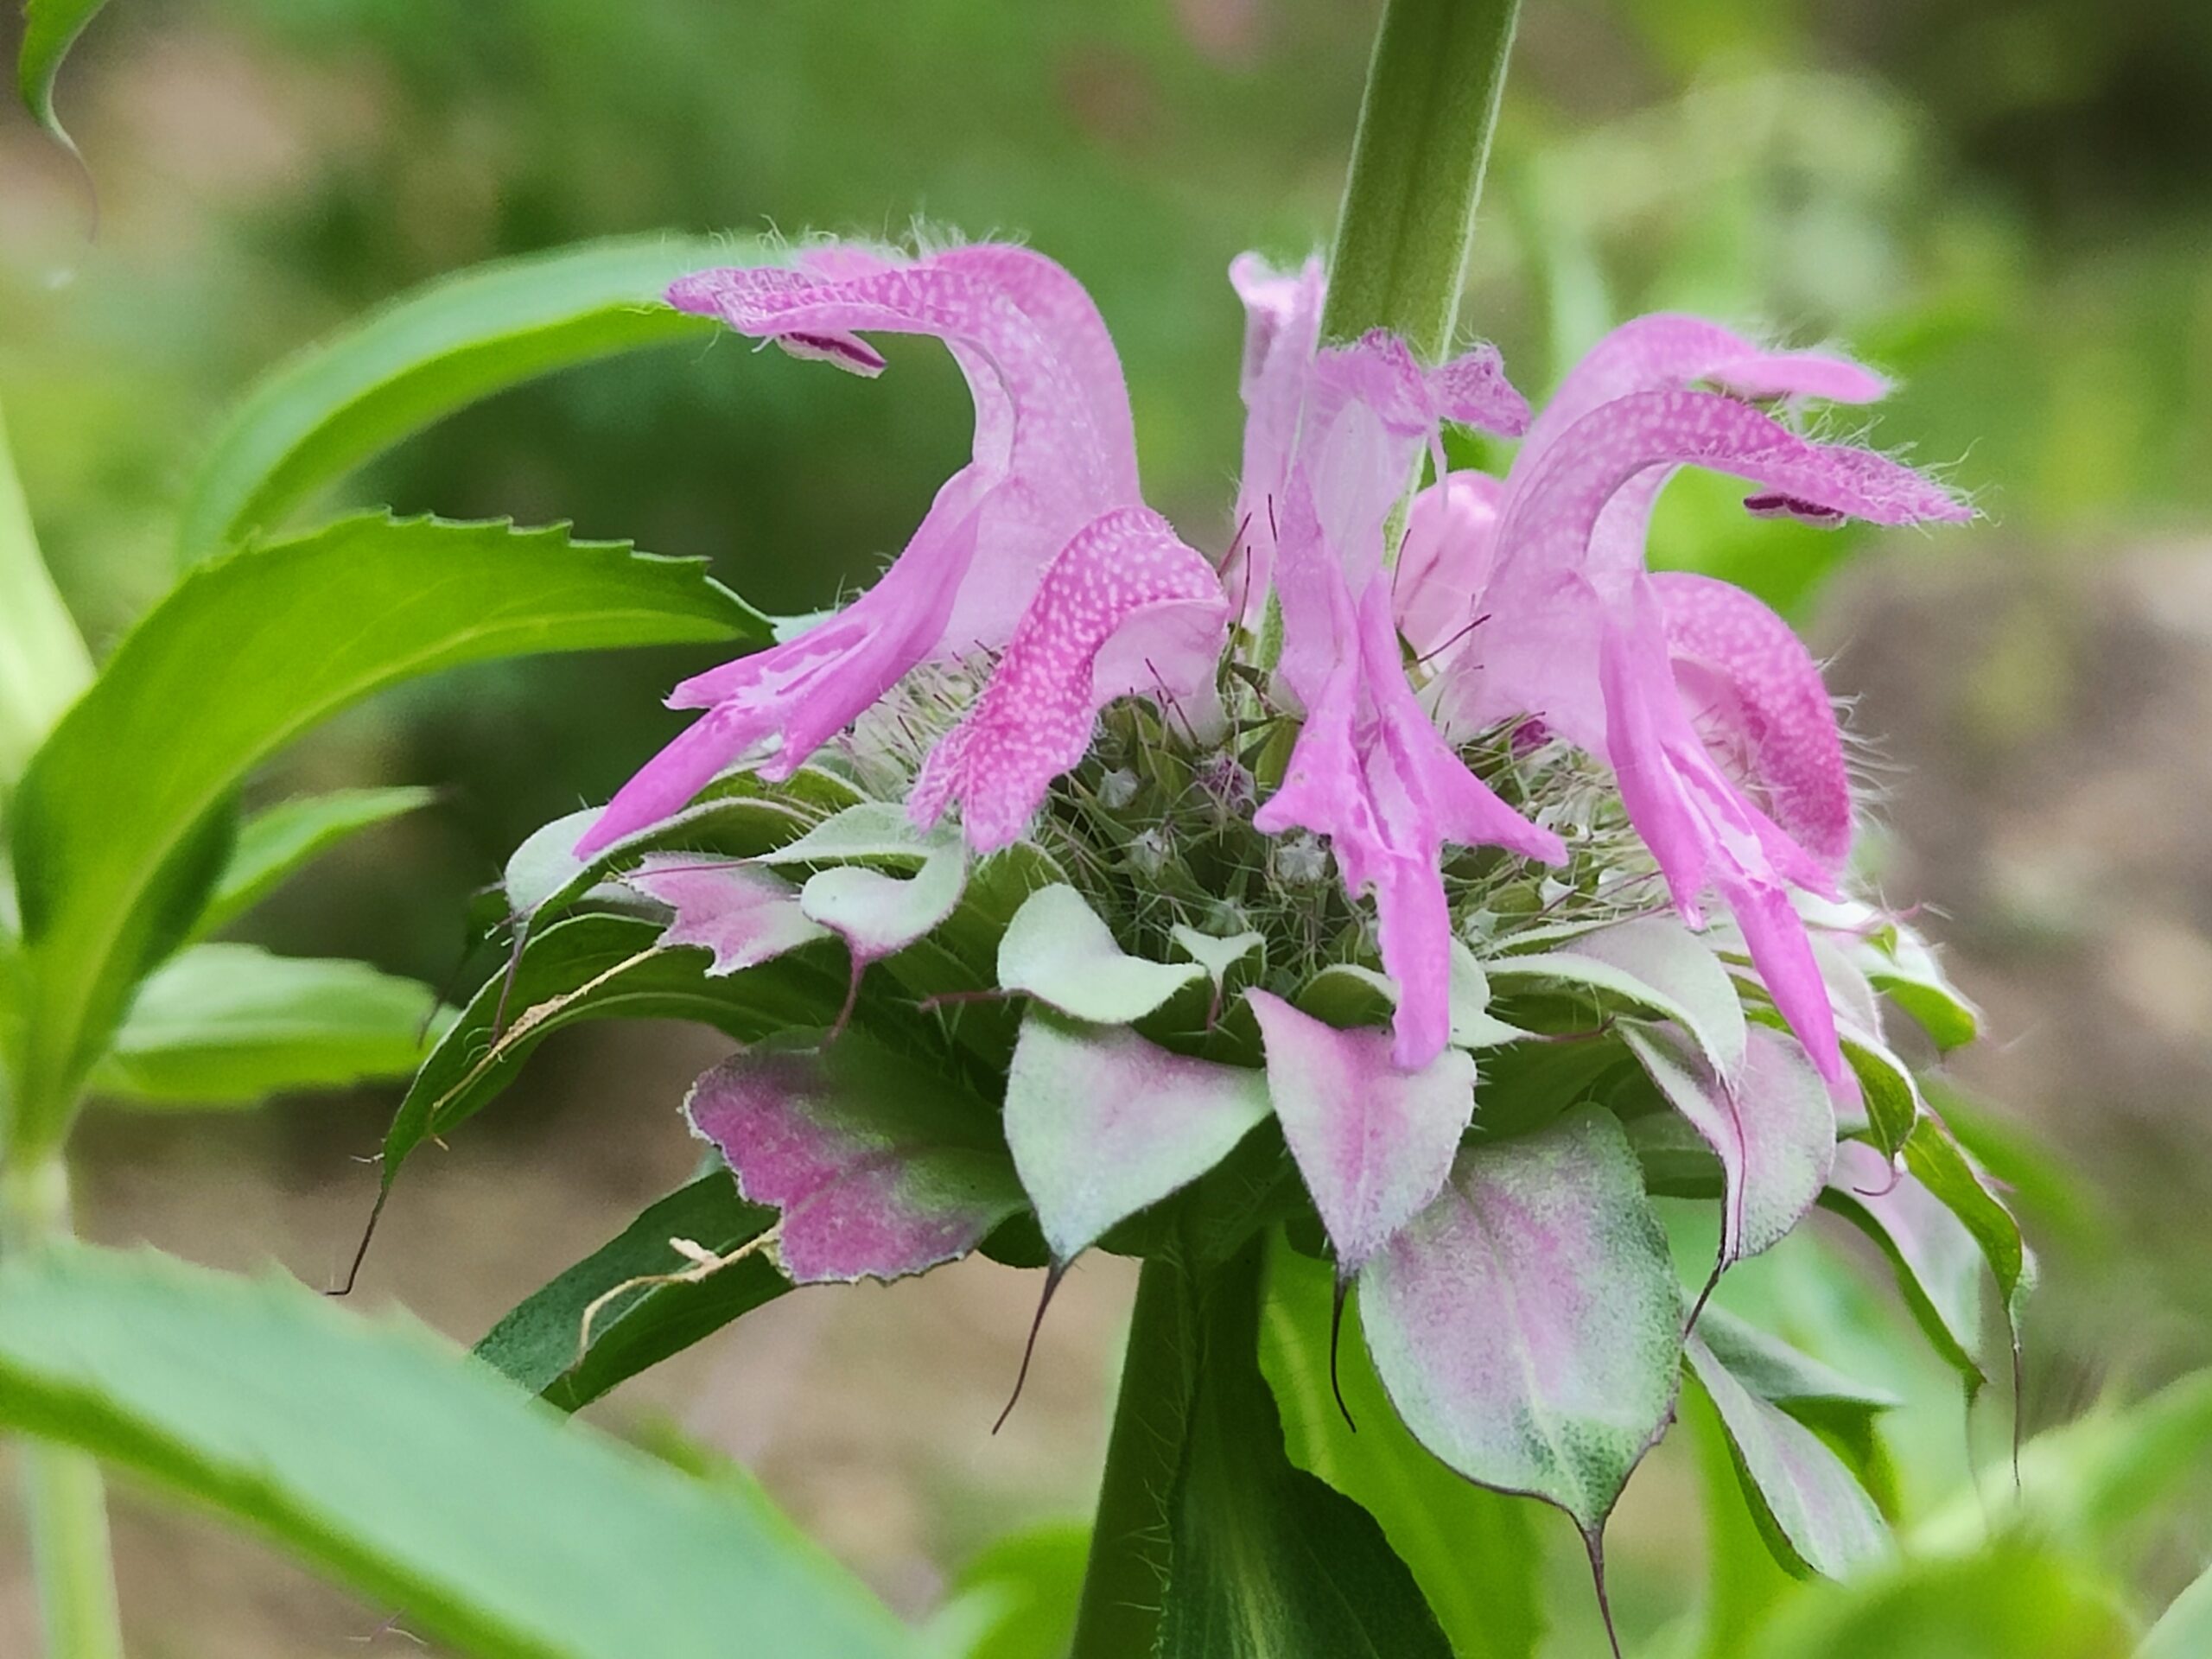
[6,514,765,1153]
[0,387,92,783]
[1262,1241,1542,1659]
[90,943,443,1105]
[379,912,850,1192]
[16,0,112,151]
[925,1522,1090,1659]
[1685,1331,1890,1581]
[178,237,743,563]
[1159,1245,1452,1659]
[191,785,439,941]
[0,1243,912,1659]
[475,1171,784,1412]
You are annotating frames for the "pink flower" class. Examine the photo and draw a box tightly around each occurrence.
[576,243,1222,859]
[1408,316,1971,1082]
[1226,260,1566,1066]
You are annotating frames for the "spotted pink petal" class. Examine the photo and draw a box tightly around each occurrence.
[578,245,1144,858]
[686,1036,1025,1285]
[908,507,1226,851]
[621,855,829,975]
[1653,570,1853,872]
[1512,314,1888,496]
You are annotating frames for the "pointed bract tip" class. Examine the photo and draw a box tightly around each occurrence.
[993,1263,1066,1435]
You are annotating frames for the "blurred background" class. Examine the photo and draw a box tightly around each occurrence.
[3,0,2211,1652]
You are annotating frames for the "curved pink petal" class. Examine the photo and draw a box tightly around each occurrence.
[908,507,1225,852]
[1653,570,1853,872]
[1514,314,1888,494]
[1258,578,1563,1068]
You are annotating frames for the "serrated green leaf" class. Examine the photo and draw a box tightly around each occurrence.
[0,1243,911,1659]
[16,0,111,151]
[1261,1241,1542,1659]
[475,1171,785,1412]
[0,389,92,783]
[5,513,764,1154]
[190,785,439,942]
[89,943,443,1105]
[178,237,745,563]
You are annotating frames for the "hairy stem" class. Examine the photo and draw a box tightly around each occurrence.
[1319,0,1523,361]
[3,1157,126,1659]
[1069,1253,1198,1659]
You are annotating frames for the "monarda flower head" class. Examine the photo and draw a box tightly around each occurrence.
[506,238,2014,1571]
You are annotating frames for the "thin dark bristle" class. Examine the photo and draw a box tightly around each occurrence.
[1330,1272,1359,1433]
[1582,1528,1624,1659]
[994,1263,1066,1434]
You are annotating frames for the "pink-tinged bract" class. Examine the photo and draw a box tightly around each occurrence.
[620,855,828,976]
[685,1035,1024,1286]
[1247,989,1476,1271]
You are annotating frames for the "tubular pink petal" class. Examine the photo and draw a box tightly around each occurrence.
[908,508,1225,852]
[1227,252,1326,630]
[1395,470,1503,663]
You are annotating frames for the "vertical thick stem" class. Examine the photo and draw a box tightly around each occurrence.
[1068,1254,1197,1659]
[3,1158,125,1659]
[1319,0,1522,362]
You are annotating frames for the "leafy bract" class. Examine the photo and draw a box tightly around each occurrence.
[1487,915,1747,1077]
[999,885,1206,1022]
[1686,1330,1889,1580]
[1360,1106,1681,1535]
[191,785,440,942]
[1003,1012,1271,1262]
[91,943,443,1105]
[7,514,764,1153]
[1249,988,1476,1272]
[0,1243,910,1659]
[178,236,741,563]
[687,1032,1026,1284]
[1621,1020,1834,1270]
[1261,1242,1542,1659]
[475,1171,785,1411]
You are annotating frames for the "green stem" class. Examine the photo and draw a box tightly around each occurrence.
[3,1158,125,1659]
[1069,1254,1198,1659]
[1319,0,1522,362]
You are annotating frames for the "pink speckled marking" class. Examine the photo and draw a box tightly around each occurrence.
[909,507,1225,851]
